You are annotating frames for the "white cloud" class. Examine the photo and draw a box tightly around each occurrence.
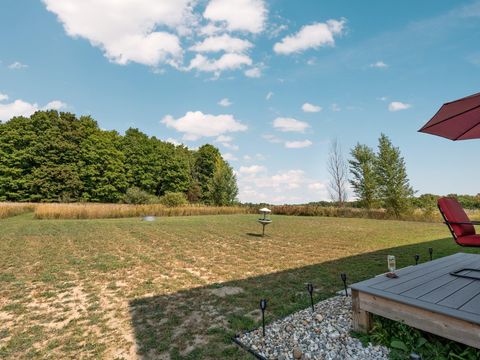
[43,0,192,67]
[266,91,274,100]
[388,101,411,112]
[239,165,266,174]
[302,102,322,113]
[285,140,313,149]
[188,53,252,75]
[43,100,67,110]
[223,152,238,161]
[162,111,247,141]
[262,134,282,143]
[273,117,309,133]
[244,67,262,78]
[218,98,232,107]
[0,93,8,101]
[0,97,68,122]
[8,61,28,69]
[204,0,267,34]
[165,137,181,146]
[236,167,329,203]
[273,19,345,55]
[190,34,253,53]
[308,182,326,191]
[216,135,233,142]
[0,100,38,121]
[370,60,388,68]
[377,96,388,101]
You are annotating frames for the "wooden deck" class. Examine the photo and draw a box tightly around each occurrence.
[350,252,480,348]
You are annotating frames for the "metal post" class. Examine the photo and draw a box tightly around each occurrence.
[307,283,314,312]
[260,299,267,336]
[340,273,348,296]
[428,247,433,261]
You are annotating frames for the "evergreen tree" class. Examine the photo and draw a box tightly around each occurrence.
[376,133,414,216]
[208,158,238,206]
[349,143,378,209]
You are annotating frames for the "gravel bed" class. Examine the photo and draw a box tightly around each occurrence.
[235,295,389,360]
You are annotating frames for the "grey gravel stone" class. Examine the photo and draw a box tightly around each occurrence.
[236,295,389,360]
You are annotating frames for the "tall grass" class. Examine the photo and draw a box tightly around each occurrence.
[34,203,254,219]
[0,202,36,218]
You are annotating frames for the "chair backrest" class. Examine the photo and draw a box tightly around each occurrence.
[437,197,475,239]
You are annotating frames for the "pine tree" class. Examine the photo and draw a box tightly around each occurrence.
[348,143,378,209]
[376,134,414,216]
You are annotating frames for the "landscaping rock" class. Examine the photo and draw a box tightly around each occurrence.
[236,295,389,360]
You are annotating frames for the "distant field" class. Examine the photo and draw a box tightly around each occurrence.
[0,213,476,359]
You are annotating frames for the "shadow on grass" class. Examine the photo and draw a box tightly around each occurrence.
[129,237,480,359]
[245,233,264,238]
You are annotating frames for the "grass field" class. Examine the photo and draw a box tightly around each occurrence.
[0,213,477,359]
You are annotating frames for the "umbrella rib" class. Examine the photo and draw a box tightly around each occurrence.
[454,122,480,141]
[420,104,480,131]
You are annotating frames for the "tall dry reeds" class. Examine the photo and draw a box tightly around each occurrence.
[34,203,254,220]
[0,202,36,219]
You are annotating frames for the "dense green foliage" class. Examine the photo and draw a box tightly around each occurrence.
[356,315,480,360]
[348,134,414,216]
[0,111,237,204]
[348,143,378,209]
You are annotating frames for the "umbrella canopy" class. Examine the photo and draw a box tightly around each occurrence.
[419,92,480,140]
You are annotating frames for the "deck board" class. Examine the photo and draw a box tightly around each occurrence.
[351,252,480,348]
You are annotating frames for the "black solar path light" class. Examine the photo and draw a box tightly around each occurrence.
[414,254,420,265]
[307,283,314,312]
[340,273,348,297]
[259,299,267,336]
[429,247,433,261]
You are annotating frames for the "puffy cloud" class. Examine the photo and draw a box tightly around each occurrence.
[43,0,192,67]
[218,98,232,107]
[262,134,282,143]
[302,102,322,113]
[0,100,38,121]
[239,165,266,174]
[0,97,68,122]
[204,0,267,33]
[8,61,28,69]
[188,53,252,75]
[165,137,181,146]
[161,111,247,141]
[223,152,238,161]
[370,60,388,68]
[244,67,262,78]
[273,19,345,55]
[0,93,8,101]
[388,101,411,112]
[190,34,253,53]
[273,117,309,132]
[285,140,313,149]
[43,100,67,110]
[236,167,329,203]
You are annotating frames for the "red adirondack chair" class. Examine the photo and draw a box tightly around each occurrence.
[438,197,480,247]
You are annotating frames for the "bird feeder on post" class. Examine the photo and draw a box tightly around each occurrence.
[258,208,272,236]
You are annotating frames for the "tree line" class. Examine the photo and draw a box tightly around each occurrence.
[0,111,238,205]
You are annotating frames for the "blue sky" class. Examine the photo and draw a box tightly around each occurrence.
[1,0,480,203]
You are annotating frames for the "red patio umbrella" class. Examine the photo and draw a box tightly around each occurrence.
[419,92,480,140]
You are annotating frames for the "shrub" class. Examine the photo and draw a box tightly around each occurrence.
[122,187,158,204]
[159,192,188,207]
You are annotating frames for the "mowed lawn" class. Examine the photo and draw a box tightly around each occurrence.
[0,213,476,359]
